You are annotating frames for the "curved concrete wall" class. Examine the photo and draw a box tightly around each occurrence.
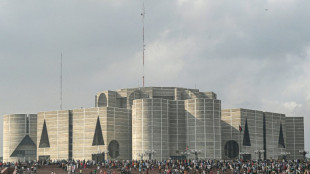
[168,100,186,157]
[127,90,141,109]
[132,98,169,160]
[185,98,222,159]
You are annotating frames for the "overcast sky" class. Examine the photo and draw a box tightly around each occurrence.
[1,0,309,157]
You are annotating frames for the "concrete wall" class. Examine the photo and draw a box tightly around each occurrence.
[71,107,106,160]
[29,114,37,148]
[105,107,132,160]
[37,107,132,161]
[240,109,264,160]
[185,98,222,159]
[285,117,304,160]
[132,98,169,160]
[72,107,132,160]
[37,111,69,160]
[221,109,241,159]
[3,114,37,162]
[97,87,217,110]
[168,100,186,157]
[221,109,286,160]
[264,112,286,159]
[127,90,142,109]
[96,93,107,107]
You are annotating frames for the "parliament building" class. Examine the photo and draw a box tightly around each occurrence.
[2,87,305,162]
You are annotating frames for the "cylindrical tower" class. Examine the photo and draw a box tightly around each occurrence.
[132,98,169,160]
[185,98,222,159]
[168,100,186,157]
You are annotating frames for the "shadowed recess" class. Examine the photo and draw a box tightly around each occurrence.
[224,140,239,159]
[39,120,50,148]
[278,123,285,148]
[243,118,251,146]
[92,116,104,146]
[108,140,119,159]
[10,135,36,157]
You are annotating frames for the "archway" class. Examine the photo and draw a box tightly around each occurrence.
[98,93,107,107]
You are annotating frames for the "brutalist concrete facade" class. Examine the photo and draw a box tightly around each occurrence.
[185,98,222,159]
[96,87,222,160]
[35,87,220,161]
[264,112,286,159]
[2,87,306,161]
[221,109,264,160]
[168,100,186,158]
[285,117,304,160]
[36,107,132,161]
[71,107,132,160]
[115,87,221,160]
[3,114,37,162]
[132,98,170,160]
[37,111,70,160]
[222,108,303,160]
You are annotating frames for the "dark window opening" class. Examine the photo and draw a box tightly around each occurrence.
[278,123,285,148]
[224,140,239,159]
[108,140,120,159]
[243,118,251,146]
[39,120,50,148]
[92,116,104,146]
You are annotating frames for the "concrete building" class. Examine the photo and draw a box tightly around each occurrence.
[221,108,303,160]
[3,114,37,162]
[2,87,306,161]
[94,87,221,160]
[37,107,132,161]
[38,87,222,161]
[221,109,264,160]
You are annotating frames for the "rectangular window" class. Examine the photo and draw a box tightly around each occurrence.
[69,110,73,160]
[26,116,29,134]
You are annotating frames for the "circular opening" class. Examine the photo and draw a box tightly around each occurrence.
[224,140,239,159]
[108,140,120,158]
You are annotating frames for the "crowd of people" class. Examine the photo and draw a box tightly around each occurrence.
[100,159,310,173]
[1,158,310,174]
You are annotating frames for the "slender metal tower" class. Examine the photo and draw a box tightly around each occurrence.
[60,52,63,110]
[141,1,146,87]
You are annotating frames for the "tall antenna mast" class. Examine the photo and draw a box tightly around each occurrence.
[141,1,145,87]
[60,52,63,110]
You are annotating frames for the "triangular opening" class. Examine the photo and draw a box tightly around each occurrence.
[92,116,104,146]
[39,120,50,148]
[10,135,36,157]
[278,123,285,148]
[243,118,251,146]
